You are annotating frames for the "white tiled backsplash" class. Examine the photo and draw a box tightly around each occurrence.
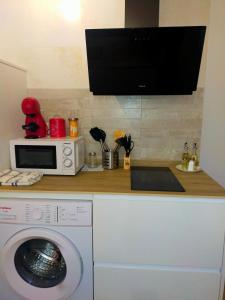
[28,88,203,161]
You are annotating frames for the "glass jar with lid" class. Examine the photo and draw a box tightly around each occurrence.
[87,152,97,168]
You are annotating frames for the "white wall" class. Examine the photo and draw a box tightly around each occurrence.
[0,0,125,89]
[159,0,211,88]
[0,60,27,169]
[200,0,225,188]
[0,0,209,89]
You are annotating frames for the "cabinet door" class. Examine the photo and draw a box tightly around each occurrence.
[94,265,220,300]
[93,195,225,269]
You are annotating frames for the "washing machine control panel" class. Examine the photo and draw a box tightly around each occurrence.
[0,200,92,226]
[25,204,58,224]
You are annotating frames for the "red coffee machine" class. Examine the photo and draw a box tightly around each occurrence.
[22,97,47,138]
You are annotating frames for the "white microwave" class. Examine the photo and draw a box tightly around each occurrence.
[10,137,85,175]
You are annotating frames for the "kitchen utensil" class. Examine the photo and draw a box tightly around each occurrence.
[49,117,66,138]
[89,127,104,150]
[114,129,125,140]
[99,128,111,151]
[98,128,109,151]
[89,127,110,151]
[114,136,124,151]
[89,127,101,142]
[113,129,126,151]
[126,134,134,157]
[119,134,134,157]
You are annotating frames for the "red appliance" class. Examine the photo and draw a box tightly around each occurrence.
[49,117,66,138]
[22,97,47,138]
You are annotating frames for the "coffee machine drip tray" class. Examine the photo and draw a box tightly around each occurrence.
[131,166,185,192]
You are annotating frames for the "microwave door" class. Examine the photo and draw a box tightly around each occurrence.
[15,145,57,169]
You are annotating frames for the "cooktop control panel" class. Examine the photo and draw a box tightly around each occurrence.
[0,200,92,226]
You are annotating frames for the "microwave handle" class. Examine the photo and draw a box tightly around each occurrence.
[76,139,85,170]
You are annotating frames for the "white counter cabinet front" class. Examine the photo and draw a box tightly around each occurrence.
[93,194,225,300]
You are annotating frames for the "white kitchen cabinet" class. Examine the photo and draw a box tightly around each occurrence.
[93,194,225,300]
[95,265,220,300]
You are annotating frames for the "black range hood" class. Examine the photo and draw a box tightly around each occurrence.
[85,26,206,95]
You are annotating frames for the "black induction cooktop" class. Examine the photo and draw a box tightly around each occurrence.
[131,166,185,192]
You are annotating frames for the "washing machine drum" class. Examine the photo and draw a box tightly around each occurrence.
[2,228,83,300]
[15,238,67,288]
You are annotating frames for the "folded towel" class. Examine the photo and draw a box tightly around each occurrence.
[0,169,43,186]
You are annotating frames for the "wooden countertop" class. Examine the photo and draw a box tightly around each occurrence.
[0,161,225,198]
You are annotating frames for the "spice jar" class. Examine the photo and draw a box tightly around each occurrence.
[87,152,97,168]
[68,118,78,138]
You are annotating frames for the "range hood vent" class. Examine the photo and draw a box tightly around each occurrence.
[125,0,159,28]
[85,26,206,95]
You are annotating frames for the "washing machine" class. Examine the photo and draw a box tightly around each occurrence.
[0,197,93,300]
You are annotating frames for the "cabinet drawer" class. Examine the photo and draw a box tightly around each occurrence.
[93,196,225,268]
[94,265,220,300]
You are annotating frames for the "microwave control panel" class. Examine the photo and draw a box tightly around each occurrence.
[62,142,74,170]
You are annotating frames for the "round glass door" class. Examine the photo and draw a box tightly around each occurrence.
[2,228,83,300]
[14,239,67,288]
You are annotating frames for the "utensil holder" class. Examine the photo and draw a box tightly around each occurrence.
[102,150,119,170]
[123,155,131,170]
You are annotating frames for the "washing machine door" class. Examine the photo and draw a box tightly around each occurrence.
[2,228,82,300]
